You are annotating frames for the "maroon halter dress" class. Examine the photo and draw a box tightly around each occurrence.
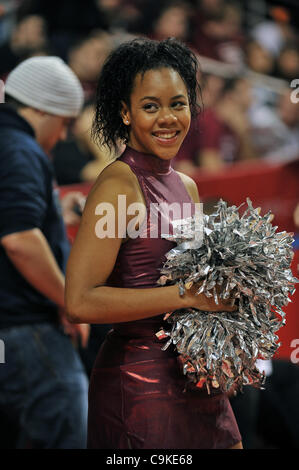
[87,146,241,449]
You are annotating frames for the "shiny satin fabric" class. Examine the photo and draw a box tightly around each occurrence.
[87,146,241,449]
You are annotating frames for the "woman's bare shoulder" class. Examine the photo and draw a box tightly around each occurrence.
[97,159,136,182]
[84,159,145,213]
[175,170,200,203]
[90,159,139,195]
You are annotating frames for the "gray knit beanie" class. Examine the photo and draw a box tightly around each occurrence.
[5,56,84,117]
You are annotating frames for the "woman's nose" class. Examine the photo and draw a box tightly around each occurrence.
[157,108,178,126]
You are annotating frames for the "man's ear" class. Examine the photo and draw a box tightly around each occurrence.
[120,101,131,126]
[34,109,47,117]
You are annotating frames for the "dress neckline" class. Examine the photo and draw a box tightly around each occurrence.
[121,146,173,176]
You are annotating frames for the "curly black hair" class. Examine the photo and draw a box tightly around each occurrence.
[92,37,202,153]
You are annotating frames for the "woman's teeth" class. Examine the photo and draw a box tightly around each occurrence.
[154,132,177,139]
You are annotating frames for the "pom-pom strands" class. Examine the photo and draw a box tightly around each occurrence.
[157,199,298,393]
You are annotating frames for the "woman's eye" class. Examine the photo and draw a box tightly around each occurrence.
[143,103,158,112]
[172,101,187,108]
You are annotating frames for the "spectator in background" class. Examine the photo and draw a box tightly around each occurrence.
[131,0,192,43]
[196,76,256,172]
[68,30,113,102]
[52,31,116,185]
[52,103,123,185]
[251,6,296,60]
[172,116,202,175]
[97,0,141,31]
[74,104,124,182]
[245,40,274,76]
[191,1,245,66]
[149,1,192,43]
[250,88,299,164]
[196,0,223,18]
[16,0,110,61]
[274,42,299,81]
[201,73,225,108]
[0,14,48,78]
[52,104,99,186]
[96,0,123,24]
[0,56,89,448]
[173,73,225,175]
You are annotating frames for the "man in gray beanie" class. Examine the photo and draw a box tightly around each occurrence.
[0,56,89,448]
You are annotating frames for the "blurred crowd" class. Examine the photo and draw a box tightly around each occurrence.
[0,0,298,183]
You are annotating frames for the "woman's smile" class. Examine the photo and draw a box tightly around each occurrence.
[151,129,180,145]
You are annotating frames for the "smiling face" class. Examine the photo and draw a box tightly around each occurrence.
[121,67,191,160]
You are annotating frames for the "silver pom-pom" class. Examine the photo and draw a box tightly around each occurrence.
[156,199,299,393]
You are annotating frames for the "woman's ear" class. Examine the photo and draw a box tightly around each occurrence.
[120,101,131,126]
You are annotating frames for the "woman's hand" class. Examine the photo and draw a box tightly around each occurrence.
[185,282,237,313]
